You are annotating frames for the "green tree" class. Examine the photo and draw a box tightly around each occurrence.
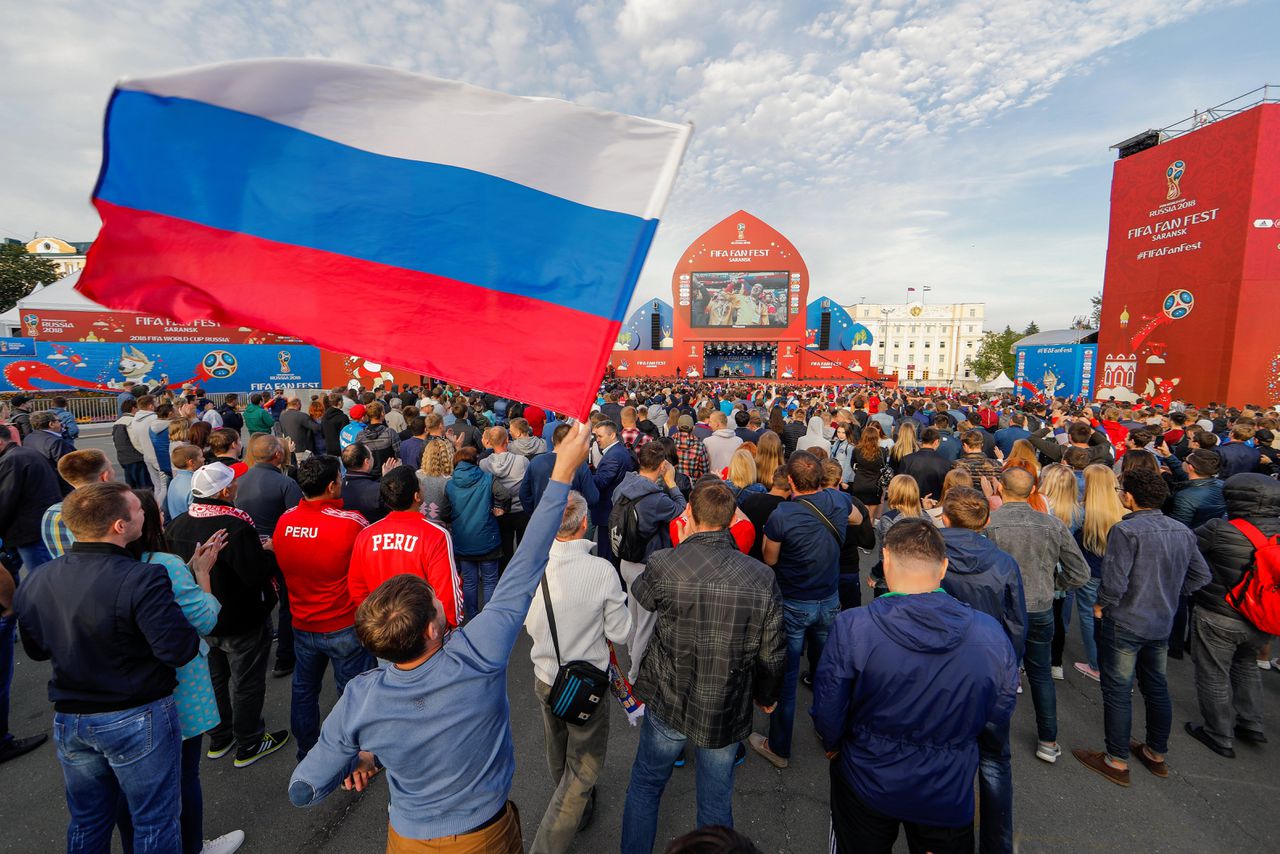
[1023,320,1040,336]
[1090,292,1103,327]
[969,325,1022,380]
[0,243,60,313]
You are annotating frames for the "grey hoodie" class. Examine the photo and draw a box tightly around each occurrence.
[481,450,529,513]
[795,415,832,455]
[509,436,547,459]
[703,427,744,475]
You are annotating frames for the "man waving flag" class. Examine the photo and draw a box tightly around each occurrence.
[77,59,691,418]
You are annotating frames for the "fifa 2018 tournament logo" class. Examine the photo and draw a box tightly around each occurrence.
[23,313,38,336]
[1165,160,1186,201]
[278,350,292,373]
[736,222,746,241]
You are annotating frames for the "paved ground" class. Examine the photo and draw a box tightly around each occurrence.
[4,427,1279,852]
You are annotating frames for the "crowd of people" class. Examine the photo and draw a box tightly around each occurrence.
[1,376,1278,853]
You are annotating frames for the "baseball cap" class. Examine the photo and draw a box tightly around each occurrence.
[190,462,236,498]
[678,414,694,430]
[10,394,30,407]
[349,404,367,421]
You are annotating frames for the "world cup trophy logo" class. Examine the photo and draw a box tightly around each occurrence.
[22,313,38,336]
[736,222,745,241]
[277,350,292,373]
[1165,160,1185,201]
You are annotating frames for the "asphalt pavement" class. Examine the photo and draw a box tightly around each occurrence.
[3,428,1278,852]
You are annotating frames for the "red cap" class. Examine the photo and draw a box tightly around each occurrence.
[349,404,367,420]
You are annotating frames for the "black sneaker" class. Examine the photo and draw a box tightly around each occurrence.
[801,671,813,689]
[0,733,48,765]
[233,730,290,768]
[271,663,295,679]
[206,738,234,760]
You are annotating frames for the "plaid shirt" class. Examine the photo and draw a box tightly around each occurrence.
[620,427,652,451]
[631,530,785,748]
[952,452,1002,489]
[41,502,76,558]
[672,430,710,482]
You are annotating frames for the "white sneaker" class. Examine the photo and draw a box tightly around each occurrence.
[1258,658,1272,670]
[1036,741,1062,763]
[1270,658,1280,671]
[202,830,245,854]
[1051,666,1065,680]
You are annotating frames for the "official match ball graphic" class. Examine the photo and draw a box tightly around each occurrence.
[202,350,238,379]
[1162,289,1194,320]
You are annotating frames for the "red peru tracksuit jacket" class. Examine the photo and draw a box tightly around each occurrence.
[348,510,462,627]
[272,498,369,633]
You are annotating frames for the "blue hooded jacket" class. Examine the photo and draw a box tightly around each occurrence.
[446,462,501,557]
[939,527,1028,658]
[610,471,687,560]
[812,592,1017,829]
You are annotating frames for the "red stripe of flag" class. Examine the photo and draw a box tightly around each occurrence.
[77,201,620,417]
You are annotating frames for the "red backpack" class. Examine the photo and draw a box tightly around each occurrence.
[1225,520,1280,635]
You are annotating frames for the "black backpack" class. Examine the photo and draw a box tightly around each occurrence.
[609,493,650,563]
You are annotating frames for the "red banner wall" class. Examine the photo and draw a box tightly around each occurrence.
[1098,103,1280,405]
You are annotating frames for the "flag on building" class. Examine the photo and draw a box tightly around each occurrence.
[77,59,691,417]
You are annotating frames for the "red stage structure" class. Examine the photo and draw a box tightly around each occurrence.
[611,211,891,387]
[1098,90,1280,406]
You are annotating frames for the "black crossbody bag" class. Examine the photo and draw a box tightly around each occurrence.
[540,575,609,726]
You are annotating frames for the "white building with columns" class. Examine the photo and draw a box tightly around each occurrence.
[843,301,986,386]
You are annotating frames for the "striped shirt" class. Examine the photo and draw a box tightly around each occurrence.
[41,502,75,558]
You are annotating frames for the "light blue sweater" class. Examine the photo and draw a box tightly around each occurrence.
[287,480,569,839]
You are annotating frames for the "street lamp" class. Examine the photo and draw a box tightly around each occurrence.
[879,308,893,372]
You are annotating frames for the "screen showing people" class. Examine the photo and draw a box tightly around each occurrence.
[689,272,789,328]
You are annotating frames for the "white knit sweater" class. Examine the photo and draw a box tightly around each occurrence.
[523,537,632,686]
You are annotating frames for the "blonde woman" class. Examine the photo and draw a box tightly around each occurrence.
[1003,439,1041,477]
[168,417,191,450]
[727,449,764,504]
[416,439,455,525]
[754,430,785,488]
[1039,463,1084,680]
[869,475,923,595]
[927,468,974,525]
[1068,464,1129,681]
[889,421,919,468]
[1039,464,1083,532]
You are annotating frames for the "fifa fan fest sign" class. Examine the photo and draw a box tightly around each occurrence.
[1015,345,1097,402]
[1098,102,1280,404]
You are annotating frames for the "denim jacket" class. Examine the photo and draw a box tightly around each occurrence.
[1097,510,1212,640]
[985,501,1089,612]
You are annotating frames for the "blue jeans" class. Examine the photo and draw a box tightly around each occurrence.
[0,615,13,747]
[1074,578,1102,670]
[1098,617,1170,760]
[1023,608,1056,743]
[768,593,840,759]
[291,625,374,760]
[55,696,182,854]
[16,540,53,575]
[458,559,499,620]
[620,712,739,854]
[977,719,1012,854]
[117,736,204,854]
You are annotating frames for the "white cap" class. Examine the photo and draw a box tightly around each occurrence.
[190,462,236,498]
[1196,419,1214,433]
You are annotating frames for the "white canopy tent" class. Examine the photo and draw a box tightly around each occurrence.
[978,371,1015,391]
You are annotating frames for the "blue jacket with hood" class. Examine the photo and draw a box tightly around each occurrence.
[812,591,1018,829]
[939,527,1028,658]
[611,471,687,559]
[446,461,501,558]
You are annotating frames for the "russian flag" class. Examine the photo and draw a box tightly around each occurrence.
[76,59,691,417]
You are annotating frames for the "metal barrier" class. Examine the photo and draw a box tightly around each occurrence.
[6,388,325,424]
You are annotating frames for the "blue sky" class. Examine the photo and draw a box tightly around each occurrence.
[1,0,1273,330]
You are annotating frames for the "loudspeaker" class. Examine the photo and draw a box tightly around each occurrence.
[819,311,832,350]
[651,311,663,350]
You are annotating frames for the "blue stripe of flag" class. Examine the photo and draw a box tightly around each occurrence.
[95,89,657,323]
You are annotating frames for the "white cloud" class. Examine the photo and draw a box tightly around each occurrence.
[0,0,1255,331]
